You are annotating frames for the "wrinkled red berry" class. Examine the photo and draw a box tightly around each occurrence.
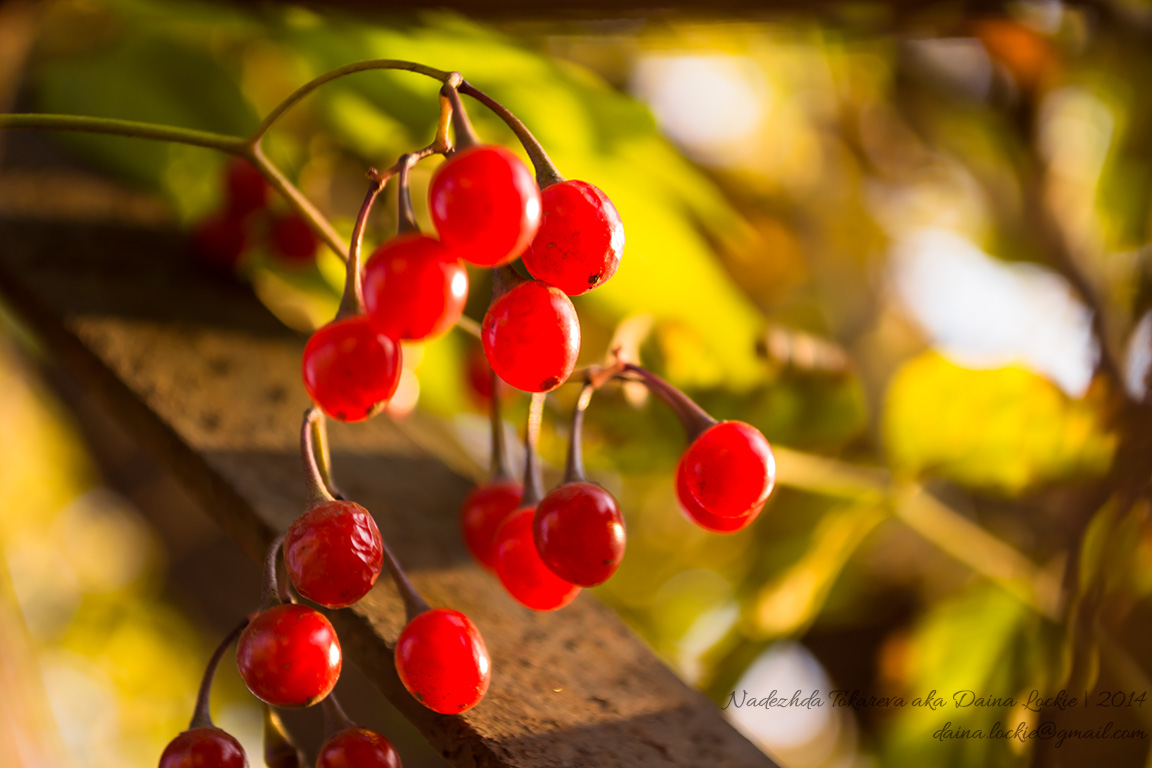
[317,728,401,768]
[159,727,247,768]
[481,281,580,393]
[236,603,341,708]
[522,180,624,296]
[534,482,625,587]
[461,480,523,571]
[192,213,248,273]
[395,608,490,714]
[363,234,468,341]
[302,316,402,423]
[676,468,762,533]
[493,508,581,611]
[225,159,270,218]
[285,500,383,609]
[677,421,775,520]
[429,146,540,267]
[269,212,320,266]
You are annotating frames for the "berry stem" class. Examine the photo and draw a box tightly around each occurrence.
[458,81,565,189]
[621,363,717,440]
[521,393,546,507]
[489,368,513,480]
[0,112,244,152]
[310,411,346,501]
[302,408,338,507]
[395,155,420,236]
[491,264,528,301]
[259,534,287,611]
[380,534,432,622]
[335,170,387,321]
[263,704,305,768]
[563,383,595,484]
[188,617,250,730]
[320,694,358,738]
[441,81,481,151]
[249,59,454,144]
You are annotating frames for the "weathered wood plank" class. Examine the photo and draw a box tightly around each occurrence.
[0,174,780,768]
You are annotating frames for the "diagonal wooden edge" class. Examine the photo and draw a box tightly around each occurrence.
[0,180,781,768]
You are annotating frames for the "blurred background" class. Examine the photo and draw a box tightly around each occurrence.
[2,0,1152,765]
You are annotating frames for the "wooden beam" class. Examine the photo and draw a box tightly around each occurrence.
[0,173,780,768]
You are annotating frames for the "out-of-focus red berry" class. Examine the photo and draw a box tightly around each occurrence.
[225,159,271,218]
[269,212,320,266]
[191,213,248,273]
[461,480,523,571]
[493,507,580,611]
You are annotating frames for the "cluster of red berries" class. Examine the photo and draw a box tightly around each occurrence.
[166,73,776,766]
[461,364,777,613]
[191,159,320,274]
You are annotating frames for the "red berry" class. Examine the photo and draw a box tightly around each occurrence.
[429,146,541,267]
[302,316,402,423]
[317,728,401,768]
[285,501,383,609]
[159,727,247,768]
[676,468,762,533]
[460,480,523,571]
[236,603,342,708]
[493,508,581,611]
[191,213,248,273]
[363,234,468,341]
[534,482,625,587]
[394,608,490,714]
[677,421,775,520]
[521,180,624,296]
[225,159,271,218]
[269,212,320,266]
[481,281,580,393]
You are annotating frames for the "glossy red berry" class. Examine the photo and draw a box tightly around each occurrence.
[192,213,248,273]
[481,281,580,393]
[302,316,402,423]
[677,421,775,520]
[236,603,342,708]
[493,508,581,611]
[159,727,247,768]
[363,234,468,341]
[676,468,762,533]
[285,500,383,609]
[225,159,270,218]
[269,212,320,266]
[534,482,625,587]
[521,180,624,296]
[394,608,490,714]
[461,480,523,571]
[429,146,541,267]
[317,729,401,768]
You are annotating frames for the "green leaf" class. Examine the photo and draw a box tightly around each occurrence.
[883,353,1116,493]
